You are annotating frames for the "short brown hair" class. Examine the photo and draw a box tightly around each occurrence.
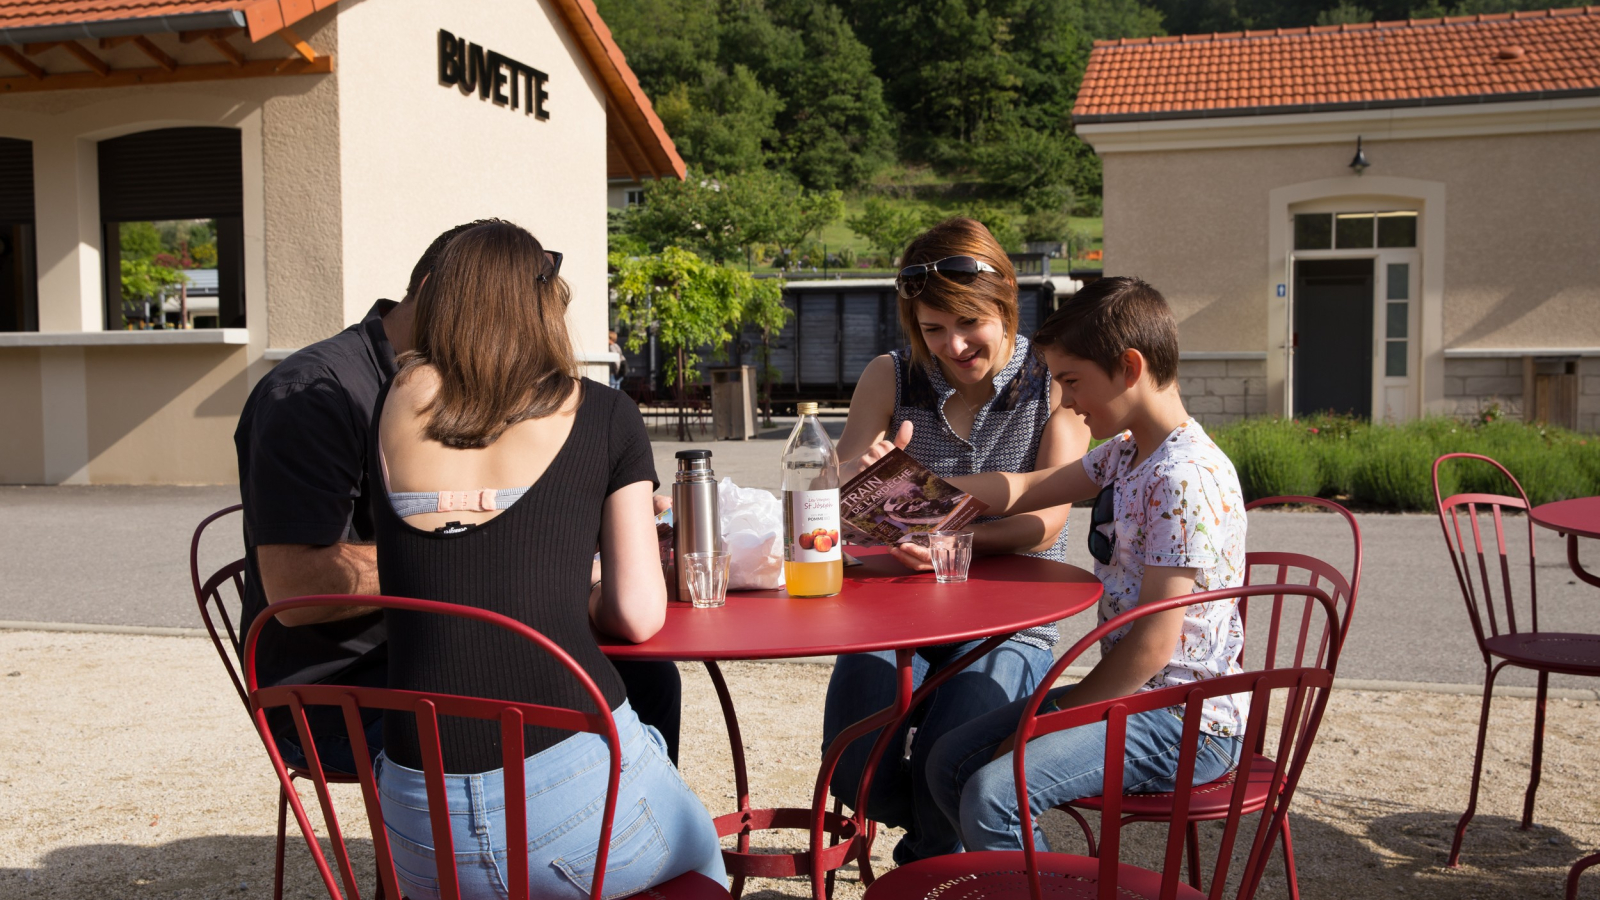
[398,221,576,448]
[1033,276,1179,387]
[897,218,1018,369]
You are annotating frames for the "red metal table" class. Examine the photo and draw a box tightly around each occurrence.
[1531,498,1600,898]
[1530,497,1600,589]
[600,545,1101,899]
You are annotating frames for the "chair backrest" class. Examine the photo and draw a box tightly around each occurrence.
[1243,495,1362,610]
[1432,453,1540,655]
[190,504,249,709]
[244,594,625,900]
[1015,584,1340,900]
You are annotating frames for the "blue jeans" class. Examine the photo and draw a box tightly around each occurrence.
[375,701,725,899]
[821,639,1055,863]
[927,685,1244,852]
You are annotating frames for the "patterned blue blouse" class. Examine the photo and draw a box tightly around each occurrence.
[889,333,1069,650]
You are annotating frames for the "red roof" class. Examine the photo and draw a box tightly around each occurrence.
[0,0,684,180]
[1073,6,1600,122]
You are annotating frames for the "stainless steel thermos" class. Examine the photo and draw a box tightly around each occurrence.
[671,450,720,601]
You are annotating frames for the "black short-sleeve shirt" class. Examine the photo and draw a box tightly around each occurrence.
[234,300,396,717]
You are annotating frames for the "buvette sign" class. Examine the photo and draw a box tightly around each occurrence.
[437,29,550,120]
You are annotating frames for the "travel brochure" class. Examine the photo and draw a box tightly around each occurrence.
[838,449,988,547]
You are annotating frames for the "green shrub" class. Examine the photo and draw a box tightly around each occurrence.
[1224,421,1320,500]
[1349,428,1455,510]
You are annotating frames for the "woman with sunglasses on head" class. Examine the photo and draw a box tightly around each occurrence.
[368,221,724,899]
[821,217,1090,864]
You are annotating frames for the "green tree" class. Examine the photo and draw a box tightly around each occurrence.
[119,221,163,261]
[1316,1,1373,24]
[620,168,842,265]
[119,257,186,329]
[656,66,781,176]
[611,247,762,439]
[847,197,925,263]
[741,274,790,425]
[925,203,1023,253]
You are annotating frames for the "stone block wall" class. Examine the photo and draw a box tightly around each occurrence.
[1178,357,1267,427]
[1444,356,1600,432]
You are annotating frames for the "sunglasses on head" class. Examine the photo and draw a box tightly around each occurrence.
[537,250,563,284]
[896,255,997,299]
[1088,484,1117,565]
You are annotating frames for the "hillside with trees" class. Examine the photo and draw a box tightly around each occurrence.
[601,0,1561,265]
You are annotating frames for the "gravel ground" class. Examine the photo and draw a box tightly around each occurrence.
[2,631,1597,900]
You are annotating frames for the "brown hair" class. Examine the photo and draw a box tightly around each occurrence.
[397,221,576,448]
[405,218,500,298]
[896,217,1018,369]
[1033,276,1180,387]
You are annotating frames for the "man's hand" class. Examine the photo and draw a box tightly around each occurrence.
[841,420,913,482]
[653,494,672,516]
[258,543,382,627]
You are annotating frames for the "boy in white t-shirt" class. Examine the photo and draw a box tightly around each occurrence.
[850,276,1248,851]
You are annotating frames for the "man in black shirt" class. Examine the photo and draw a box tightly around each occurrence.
[236,221,682,772]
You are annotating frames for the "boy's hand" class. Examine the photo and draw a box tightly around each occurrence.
[841,420,912,482]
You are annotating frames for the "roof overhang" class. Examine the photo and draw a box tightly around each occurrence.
[1076,93,1600,154]
[0,0,683,182]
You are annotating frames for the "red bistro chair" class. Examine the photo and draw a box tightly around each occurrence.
[1057,527,1359,900]
[863,584,1341,900]
[245,594,730,900]
[1433,453,1600,867]
[189,505,368,900]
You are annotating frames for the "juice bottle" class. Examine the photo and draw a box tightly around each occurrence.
[782,401,843,597]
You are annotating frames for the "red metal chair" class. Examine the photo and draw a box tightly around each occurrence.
[862,584,1341,900]
[189,505,366,900]
[1433,453,1600,867]
[245,594,730,900]
[1056,512,1360,900]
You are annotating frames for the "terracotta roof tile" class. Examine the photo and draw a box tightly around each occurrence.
[1076,6,1600,120]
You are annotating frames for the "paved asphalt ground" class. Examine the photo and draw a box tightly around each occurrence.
[4,417,1596,691]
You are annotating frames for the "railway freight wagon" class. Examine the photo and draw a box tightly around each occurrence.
[620,254,1063,410]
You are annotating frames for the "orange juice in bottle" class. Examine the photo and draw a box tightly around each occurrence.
[782,402,843,597]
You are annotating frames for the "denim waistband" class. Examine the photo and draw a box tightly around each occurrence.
[376,700,646,813]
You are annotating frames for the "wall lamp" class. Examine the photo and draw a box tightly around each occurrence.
[1349,136,1371,175]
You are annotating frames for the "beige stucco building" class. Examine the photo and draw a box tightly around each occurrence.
[0,0,682,484]
[1074,9,1600,430]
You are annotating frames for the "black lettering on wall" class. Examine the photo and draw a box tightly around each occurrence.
[438,30,459,85]
[437,30,551,121]
[490,52,510,106]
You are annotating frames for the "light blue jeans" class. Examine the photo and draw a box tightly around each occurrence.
[927,685,1244,852]
[375,701,726,899]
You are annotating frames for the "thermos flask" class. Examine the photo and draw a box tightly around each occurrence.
[671,450,720,601]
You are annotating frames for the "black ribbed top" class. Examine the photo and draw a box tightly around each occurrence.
[371,379,658,774]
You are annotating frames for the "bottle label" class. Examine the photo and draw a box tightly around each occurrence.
[786,488,841,562]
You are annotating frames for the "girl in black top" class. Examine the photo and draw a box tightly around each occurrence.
[369,221,724,899]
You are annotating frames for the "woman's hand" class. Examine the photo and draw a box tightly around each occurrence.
[889,540,933,572]
[841,420,913,482]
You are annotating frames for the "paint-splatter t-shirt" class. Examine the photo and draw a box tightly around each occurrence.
[1081,418,1248,737]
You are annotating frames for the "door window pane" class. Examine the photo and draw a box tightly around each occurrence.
[1386,263,1409,300]
[1386,340,1407,377]
[1377,211,1418,247]
[1294,213,1332,250]
[1386,302,1408,339]
[1335,213,1375,249]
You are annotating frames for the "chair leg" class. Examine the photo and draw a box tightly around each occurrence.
[1523,671,1549,830]
[1449,663,1504,867]
[1185,821,1202,891]
[826,795,842,900]
[1281,813,1301,900]
[1568,852,1600,900]
[274,784,290,900]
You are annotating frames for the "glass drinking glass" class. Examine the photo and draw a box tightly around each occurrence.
[928,530,974,584]
[684,550,731,608]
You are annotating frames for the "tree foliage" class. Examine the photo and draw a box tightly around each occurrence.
[617,168,842,264]
[611,247,781,438]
